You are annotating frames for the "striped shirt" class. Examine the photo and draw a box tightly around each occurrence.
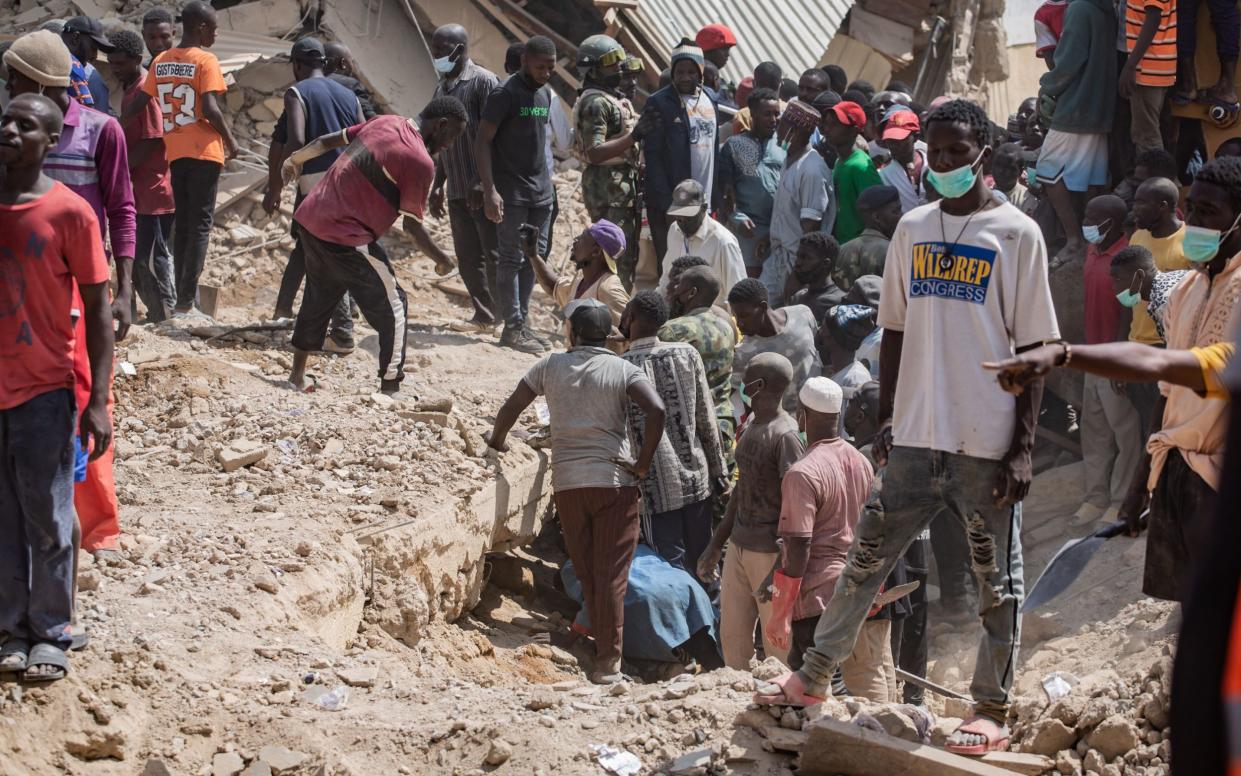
[431,60,499,200]
[1126,0,1176,87]
[44,98,136,259]
[622,338,727,515]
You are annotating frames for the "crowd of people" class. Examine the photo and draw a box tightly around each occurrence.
[1,3,1239,769]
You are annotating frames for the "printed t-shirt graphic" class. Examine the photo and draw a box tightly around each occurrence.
[908,239,996,305]
[142,47,228,163]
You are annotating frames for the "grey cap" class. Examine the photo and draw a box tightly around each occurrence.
[667,179,706,217]
[291,37,327,63]
[564,298,612,340]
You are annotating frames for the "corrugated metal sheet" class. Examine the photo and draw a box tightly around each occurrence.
[627,0,851,81]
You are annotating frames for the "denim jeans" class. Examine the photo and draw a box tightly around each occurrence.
[170,158,222,311]
[0,389,76,648]
[798,447,1024,720]
[497,202,550,328]
[132,212,175,322]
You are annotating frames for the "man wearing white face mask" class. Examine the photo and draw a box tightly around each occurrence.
[754,100,1060,758]
[1077,195,1143,527]
[428,25,502,333]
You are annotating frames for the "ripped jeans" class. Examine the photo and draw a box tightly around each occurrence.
[797,447,1024,721]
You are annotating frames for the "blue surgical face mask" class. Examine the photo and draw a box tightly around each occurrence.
[433,45,461,76]
[926,148,986,200]
[1183,214,1241,263]
[1025,167,1037,187]
[1082,218,1110,245]
[1116,289,1142,308]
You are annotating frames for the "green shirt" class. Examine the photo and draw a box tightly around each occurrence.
[832,148,883,244]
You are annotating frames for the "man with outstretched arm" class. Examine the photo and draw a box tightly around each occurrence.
[486,300,666,684]
[280,97,465,395]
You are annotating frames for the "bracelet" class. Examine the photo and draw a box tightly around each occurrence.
[1055,340,1072,367]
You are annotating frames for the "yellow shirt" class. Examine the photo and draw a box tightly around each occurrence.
[1191,341,1236,399]
[1130,225,1190,272]
[1129,301,1162,345]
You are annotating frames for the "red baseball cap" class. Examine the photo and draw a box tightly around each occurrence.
[696,24,737,52]
[830,101,868,128]
[881,109,921,140]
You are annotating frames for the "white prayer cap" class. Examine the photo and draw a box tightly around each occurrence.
[799,377,843,414]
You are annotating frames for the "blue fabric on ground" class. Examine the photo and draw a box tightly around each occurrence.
[561,544,719,663]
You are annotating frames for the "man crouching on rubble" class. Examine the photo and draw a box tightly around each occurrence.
[753,100,1061,757]
[280,97,466,395]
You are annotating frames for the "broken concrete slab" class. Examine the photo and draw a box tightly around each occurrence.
[218,439,268,472]
[256,745,308,774]
[337,666,378,688]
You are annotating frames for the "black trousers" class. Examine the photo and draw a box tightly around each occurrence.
[447,198,499,324]
[132,212,175,322]
[1144,452,1217,602]
[890,535,930,704]
[291,229,409,385]
[276,189,354,343]
[169,158,221,311]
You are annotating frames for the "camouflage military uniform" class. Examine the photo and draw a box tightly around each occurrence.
[833,227,891,291]
[659,306,738,463]
[575,89,641,289]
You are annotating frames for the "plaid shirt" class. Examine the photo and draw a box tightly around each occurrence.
[622,338,727,515]
[69,55,95,107]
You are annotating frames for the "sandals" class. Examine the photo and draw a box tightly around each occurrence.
[945,714,1011,756]
[23,642,69,683]
[0,639,29,678]
[752,671,826,708]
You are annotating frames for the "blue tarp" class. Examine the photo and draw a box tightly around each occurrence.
[561,545,720,663]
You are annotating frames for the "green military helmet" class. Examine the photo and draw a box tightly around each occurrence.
[577,34,626,74]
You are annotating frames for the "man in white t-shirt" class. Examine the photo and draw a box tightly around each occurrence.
[754,100,1059,758]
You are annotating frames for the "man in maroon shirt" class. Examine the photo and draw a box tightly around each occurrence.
[109,29,175,322]
[1077,194,1142,526]
[280,97,466,394]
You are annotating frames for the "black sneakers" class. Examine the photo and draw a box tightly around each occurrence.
[500,324,548,354]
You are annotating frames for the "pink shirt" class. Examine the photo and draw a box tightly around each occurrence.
[777,438,875,620]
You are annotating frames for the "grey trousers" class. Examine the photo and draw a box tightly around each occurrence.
[1129,84,1167,154]
[797,447,1024,721]
[1081,373,1144,507]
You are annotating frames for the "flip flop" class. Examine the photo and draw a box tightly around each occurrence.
[945,714,1010,756]
[67,625,89,652]
[23,642,69,683]
[752,671,826,708]
[286,374,319,394]
[0,638,29,677]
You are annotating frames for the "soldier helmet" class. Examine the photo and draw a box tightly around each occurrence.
[577,34,625,74]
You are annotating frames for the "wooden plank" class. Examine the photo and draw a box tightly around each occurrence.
[799,718,1018,776]
[848,7,916,66]
[980,752,1056,775]
[594,0,639,8]
[818,35,892,93]
[764,728,808,753]
[860,0,934,30]
[471,0,580,91]
[491,0,577,56]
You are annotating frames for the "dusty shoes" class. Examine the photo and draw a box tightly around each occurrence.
[500,325,548,354]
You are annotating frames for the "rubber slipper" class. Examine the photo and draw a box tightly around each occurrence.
[0,638,29,677]
[945,714,1010,756]
[286,374,319,393]
[67,625,89,652]
[753,671,826,708]
[23,642,69,683]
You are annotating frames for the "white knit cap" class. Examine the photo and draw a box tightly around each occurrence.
[799,377,843,414]
[3,30,72,88]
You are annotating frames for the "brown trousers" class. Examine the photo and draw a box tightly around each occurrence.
[556,486,641,667]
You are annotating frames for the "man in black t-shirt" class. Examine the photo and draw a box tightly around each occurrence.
[475,35,557,354]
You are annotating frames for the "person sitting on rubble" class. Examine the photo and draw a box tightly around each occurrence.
[280,97,464,395]
[487,299,666,684]
[525,219,630,345]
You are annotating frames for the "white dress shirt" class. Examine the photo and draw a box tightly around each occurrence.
[658,215,747,303]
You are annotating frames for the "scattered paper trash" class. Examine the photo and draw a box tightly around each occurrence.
[303,684,349,711]
[119,362,137,377]
[590,744,641,776]
[1042,671,1078,701]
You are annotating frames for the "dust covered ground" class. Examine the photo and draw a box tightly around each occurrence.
[0,175,1178,775]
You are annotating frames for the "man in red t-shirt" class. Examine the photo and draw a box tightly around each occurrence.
[1077,194,1143,527]
[280,96,466,394]
[109,29,175,323]
[0,94,114,682]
